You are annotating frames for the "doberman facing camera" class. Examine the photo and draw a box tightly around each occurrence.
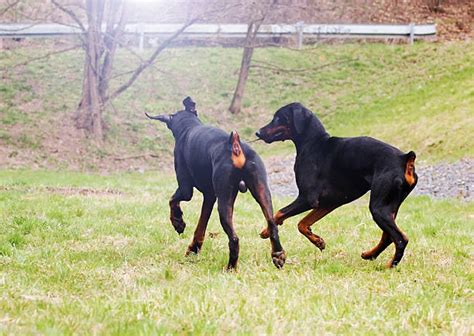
[256,102,417,268]
[146,97,285,270]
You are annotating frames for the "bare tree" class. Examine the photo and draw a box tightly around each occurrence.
[50,0,197,141]
[228,0,276,114]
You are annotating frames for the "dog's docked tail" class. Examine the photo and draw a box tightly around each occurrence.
[403,151,417,186]
[230,131,246,169]
[229,131,247,193]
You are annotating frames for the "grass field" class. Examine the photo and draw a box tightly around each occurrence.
[0,170,472,334]
[1,41,473,168]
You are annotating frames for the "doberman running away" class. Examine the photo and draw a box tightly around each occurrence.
[146,97,286,270]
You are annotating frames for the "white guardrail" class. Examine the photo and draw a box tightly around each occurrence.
[0,23,436,47]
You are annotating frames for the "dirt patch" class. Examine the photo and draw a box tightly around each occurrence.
[0,185,124,196]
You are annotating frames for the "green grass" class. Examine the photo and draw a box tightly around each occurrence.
[0,170,472,334]
[1,41,473,165]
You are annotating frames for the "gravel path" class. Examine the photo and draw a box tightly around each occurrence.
[265,156,473,201]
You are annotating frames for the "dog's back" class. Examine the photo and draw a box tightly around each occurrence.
[177,124,248,193]
[326,136,412,183]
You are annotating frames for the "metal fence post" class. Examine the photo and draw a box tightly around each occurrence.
[409,23,415,45]
[296,21,304,49]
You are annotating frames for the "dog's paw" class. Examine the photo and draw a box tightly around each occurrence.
[386,257,399,269]
[185,243,201,256]
[259,227,270,239]
[361,251,377,260]
[314,238,326,251]
[171,216,186,234]
[272,250,286,269]
[226,263,238,272]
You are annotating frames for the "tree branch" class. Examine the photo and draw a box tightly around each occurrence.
[106,18,198,102]
[51,0,86,32]
[0,0,20,17]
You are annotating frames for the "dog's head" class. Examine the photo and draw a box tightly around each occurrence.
[256,102,314,143]
[145,96,198,131]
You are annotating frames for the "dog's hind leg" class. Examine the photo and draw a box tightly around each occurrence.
[216,186,240,270]
[361,231,392,260]
[361,191,412,261]
[364,153,418,266]
[186,194,216,255]
[243,159,286,268]
[368,179,410,268]
[212,166,241,270]
[297,207,336,251]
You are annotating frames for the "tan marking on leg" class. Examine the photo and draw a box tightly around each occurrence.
[274,210,285,225]
[361,231,391,260]
[260,227,270,239]
[186,198,214,255]
[297,208,333,251]
[261,210,284,238]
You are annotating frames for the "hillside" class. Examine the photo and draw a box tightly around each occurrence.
[1,40,473,171]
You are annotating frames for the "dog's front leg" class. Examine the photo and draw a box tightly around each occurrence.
[260,196,310,239]
[169,186,193,234]
[186,194,216,255]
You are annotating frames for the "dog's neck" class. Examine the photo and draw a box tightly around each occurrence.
[293,115,329,154]
[170,117,202,141]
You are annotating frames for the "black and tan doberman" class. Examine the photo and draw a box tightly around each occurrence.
[146,97,285,270]
[256,102,417,268]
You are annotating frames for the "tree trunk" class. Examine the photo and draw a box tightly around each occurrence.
[76,57,104,140]
[229,22,259,114]
[75,0,105,141]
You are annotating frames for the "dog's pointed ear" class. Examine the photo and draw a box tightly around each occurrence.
[292,103,309,135]
[183,96,197,115]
